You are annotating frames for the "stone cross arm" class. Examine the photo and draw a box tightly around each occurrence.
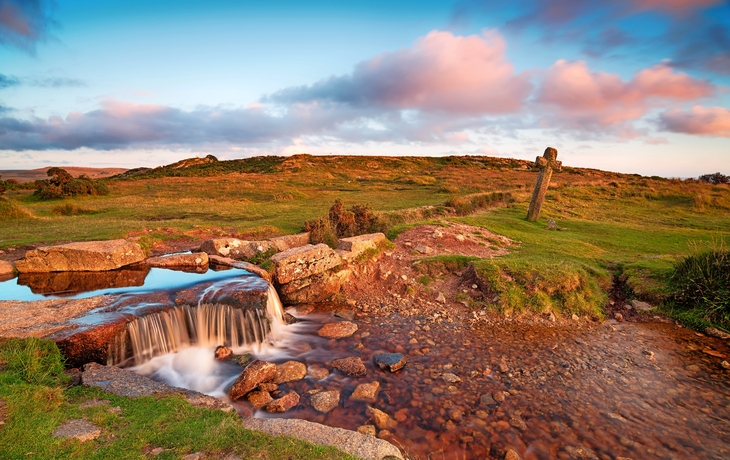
[535,150,562,172]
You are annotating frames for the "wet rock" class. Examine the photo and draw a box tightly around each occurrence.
[146,252,208,269]
[337,233,387,259]
[334,310,355,320]
[51,419,102,442]
[706,327,730,339]
[0,260,15,279]
[351,381,380,402]
[318,321,358,339]
[722,361,730,369]
[442,373,461,384]
[235,353,253,367]
[374,353,407,372]
[307,365,329,380]
[247,390,273,409]
[258,383,278,392]
[228,360,277,401]
[271,244,342,284]
[479,393,496,407]
[448,409,463,422]
[214,345,233,360]
[505,448,523,460]
[265,390,300,413]
[274,360,307,384]
[16,239,145,273]
[310,390,340,413]
[367,406,397,430]
[509,416,527,430]
[493,391,505,403]
[332,357,367,377]
[357,425,376,437]
[631,299,654,311]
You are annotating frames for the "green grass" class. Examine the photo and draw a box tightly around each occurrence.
[0,338,352,460]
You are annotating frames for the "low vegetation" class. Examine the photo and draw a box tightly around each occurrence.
[34,168,109,200]
[0,338,351,460]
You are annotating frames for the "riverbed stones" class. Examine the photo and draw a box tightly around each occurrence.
[15,239,145,273]
[247,390,273,409]
[265,390,300,413]
[333,357,367,377]
[310,390,340,413]
[274,361,307,383]
[307,365,329,380]
[442,373,461,384]
[228,360,276,401]
[351,381,380,402]
[367,406,397,430]
[479,393,497,407]
[318,321,358,339]
[374,353,406,372]
[146,252,208,269]
[52,419,102,442]
[336,233,387,259]
[505,448,523,460]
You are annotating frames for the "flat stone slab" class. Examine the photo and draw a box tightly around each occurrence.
[0,296,110,338]
[270,244,342,284]
[146,252,208,269]
[81,362,231,412]
[52,419,102,442]
[240,417,403,460]
[15,239,145,273]
[337,233,387,259]
[269,232,310,251]
[207,255,272,281]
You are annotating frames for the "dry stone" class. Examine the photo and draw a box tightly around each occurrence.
[310,390,340,413]
[274,361,307,384]
[52,419,102,442]
[318,321,358,339]
[337,233,387,259]
[146,252,208,269]
[228,360,276,401]
[269,232,310,251]
[277,268,351,304]
[200,238,253,259]
[271,244,342,284]
[0,260,15,279]
[631,299,654,311]
[15,239,145,273]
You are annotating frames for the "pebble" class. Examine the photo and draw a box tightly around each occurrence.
[493,391,505,402]
[441,373,461,383]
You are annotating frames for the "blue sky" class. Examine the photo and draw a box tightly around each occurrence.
[0,0,728,176]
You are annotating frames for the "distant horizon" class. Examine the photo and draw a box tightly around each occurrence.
[1,1,728,176]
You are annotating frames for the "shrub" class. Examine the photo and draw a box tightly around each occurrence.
[698,172,729,185]
[328,199,356,238]
[33,168,110,200]
[304,216,338,248]
[667,250,730,325]
[0,174,5,196]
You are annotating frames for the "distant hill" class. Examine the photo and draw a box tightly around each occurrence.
[0,167,128,183]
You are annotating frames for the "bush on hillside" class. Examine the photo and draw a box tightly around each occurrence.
[667,250,730,325]
[34,168,110,200]
[698,172,729,185]
[305,200,386,246]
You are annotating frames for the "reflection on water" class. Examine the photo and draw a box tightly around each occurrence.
[0,266,251,301]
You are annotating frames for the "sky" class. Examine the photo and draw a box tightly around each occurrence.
[0,0,729,177]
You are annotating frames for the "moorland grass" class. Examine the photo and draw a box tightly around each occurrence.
[0,338,353,460]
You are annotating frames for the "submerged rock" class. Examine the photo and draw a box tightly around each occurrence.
[228,359,276,401]
[374,353,406,372]
[318,321,358,339]
[351,381,380,402]
[15,239,145,273]
[367,406,397,430]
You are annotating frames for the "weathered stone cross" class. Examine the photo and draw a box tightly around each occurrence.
[526,147,562,222]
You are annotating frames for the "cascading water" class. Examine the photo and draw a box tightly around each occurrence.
[109,283,287,367]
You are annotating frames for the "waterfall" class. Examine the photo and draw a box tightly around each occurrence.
[109,282,287,366]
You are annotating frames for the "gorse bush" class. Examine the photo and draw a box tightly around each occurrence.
[698,172,729,185]
[305,200,386,246]
[667,250,730,325]
[34,168,110,200]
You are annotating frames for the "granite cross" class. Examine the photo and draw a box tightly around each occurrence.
[526,147,562,222]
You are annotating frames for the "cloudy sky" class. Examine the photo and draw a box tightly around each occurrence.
[0,0,728,176]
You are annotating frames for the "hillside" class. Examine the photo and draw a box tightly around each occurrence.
[0,166,128,183]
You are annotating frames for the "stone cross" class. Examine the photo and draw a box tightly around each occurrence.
[526,147,562,222]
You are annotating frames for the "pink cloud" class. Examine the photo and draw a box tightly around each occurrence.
[270,30,532,115]
[537,60,715,126]
[660,106,730,137]
[0,1,30,36]
[632,0,724,14]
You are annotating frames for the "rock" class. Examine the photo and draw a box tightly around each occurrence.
[274,361,307,384]
[145,252,208,269]
[623,304,633,310]
[247,390,273,409]
[269,232,310,251]
[332,357,367,377]
[65,368,82,386]
[448,409,463,422]
[240,417,403,459]
[614,312,624,321]
[214,345,233,360]
[706,327,730,339]
[414,245,433,254]
[631,299,654,311]
[351,381,380,402]
[318,321,358,339]
[265,390,300,413]
[235,353,253,367]
[277,268,351,304]
[334,310,355,320]
[307,365,330,380]
[493,391,505,403]
[456,234,466,242]
[722,361,730,369]
[228,360,277,401]
[509,416,527,430]
[357,425,377,437]
[337,233,387,259]
[0,260,15,279]
[367,406,397,430]
[206,255,272,281]
[52,419,102,442]
[258,383,278,392]
[15,239,145,273]
[200,238,253,259]
[436,292,446,304]
[271,244,342,284]
[182,453,203,460]
[505,448,523,460]
[442,373,461,383]
[571,314,579,321]
[310,390,340,413]
[479,393,496,406]
[374,353,407,372]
